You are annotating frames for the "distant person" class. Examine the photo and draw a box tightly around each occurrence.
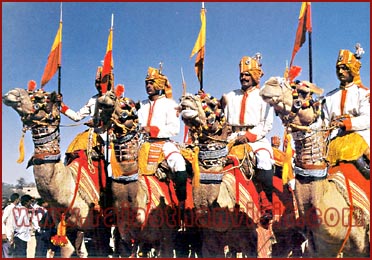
[34,198,56,258]
[13,195,35,258]
[2,193,20,258]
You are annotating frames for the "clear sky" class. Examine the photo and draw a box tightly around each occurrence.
[2,2,370,184]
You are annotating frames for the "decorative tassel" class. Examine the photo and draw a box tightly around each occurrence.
[17,131,25,163]
[51,213,68,247]
[110,142,122,178]
[282,134,294,185]
[115,84,125,97]
[192,146,200,188]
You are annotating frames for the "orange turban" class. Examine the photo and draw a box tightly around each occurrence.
[239,56,264,85]
[145,67,172,98]
[336,49,362,86]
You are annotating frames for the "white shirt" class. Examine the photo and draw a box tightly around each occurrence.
[138,96,180,138]
[223,87,274,141]
[13,205,37,242]
[323,82,370,146]
[63,94,99,122]
[2,203,16,241]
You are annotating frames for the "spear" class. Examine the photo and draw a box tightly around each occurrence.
[181,67,186,96]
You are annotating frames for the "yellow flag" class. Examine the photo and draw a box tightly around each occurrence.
[41,21,62,87]
[190,7,206,83]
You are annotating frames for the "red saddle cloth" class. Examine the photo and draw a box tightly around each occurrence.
[68,150,107,204]
[329,162,370,201]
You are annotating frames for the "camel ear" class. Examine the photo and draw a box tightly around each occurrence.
[302,81,324,95]
[135,101,141,110]
[220,95,228,110]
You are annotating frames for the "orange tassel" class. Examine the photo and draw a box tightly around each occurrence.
[51,213,68,247]
[17,132,25,163]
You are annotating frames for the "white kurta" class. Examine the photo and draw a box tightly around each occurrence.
[63,94,99,122]
[138,96,180,138]
[323,83,370,146]
[138,96,185,172]
[223,87,275,169]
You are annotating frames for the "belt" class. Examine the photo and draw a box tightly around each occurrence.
[295,174,327,182]
[231,125,254,132]
[148,138,170,141]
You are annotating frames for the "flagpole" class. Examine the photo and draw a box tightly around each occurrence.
[308,31,313,83]
[58,3,62,95]
[200,2,204,91]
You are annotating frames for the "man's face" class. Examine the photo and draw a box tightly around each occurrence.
[336,65,353,84]
[145,80,156,96]
[240,72,255,91]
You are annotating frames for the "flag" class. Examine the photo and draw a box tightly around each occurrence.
[101,27,113,94]
[290,2,312,66]
[41,21,62,87]
[190,7,206,84]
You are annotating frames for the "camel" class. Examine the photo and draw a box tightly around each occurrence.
[178,93,302,257]
[259,77,370,257]
[3,87,110,257]
[95,92,180,257]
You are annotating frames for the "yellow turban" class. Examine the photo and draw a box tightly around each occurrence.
[336,49,362,86]
[145,67,172,98]
[239,56,264,85]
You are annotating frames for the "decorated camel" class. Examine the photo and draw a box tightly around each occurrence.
[95,90,181,257]
[3,86,110,257]
[259,77,370,257]
[178,92,303,257]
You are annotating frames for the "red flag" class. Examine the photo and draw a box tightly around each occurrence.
[101,27,113,94]
[290,2,312,66]
[41,21,62,87]
[190,7,206,84]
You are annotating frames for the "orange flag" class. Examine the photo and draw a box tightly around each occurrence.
[190,6,206,84]
[41,21,62,87]
[290,2,312,66]
[101,25,114,94]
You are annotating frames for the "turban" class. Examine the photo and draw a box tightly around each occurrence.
[239,56,264,84]
[271,135,281,147]
[336,49,362,86]
[145,67,172,98]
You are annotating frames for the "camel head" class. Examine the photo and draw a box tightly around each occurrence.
[3,88,34,117]
[259,77,323,128]
[3,87,61,127]
[97,92,141,139]
[178,93,227,142]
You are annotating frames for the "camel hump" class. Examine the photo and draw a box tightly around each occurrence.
[66,129,104,154]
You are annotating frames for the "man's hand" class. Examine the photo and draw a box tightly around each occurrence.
[331,120,345,129]
[235,134,248,145]
[141,126,151,134]
[2,234,8,242]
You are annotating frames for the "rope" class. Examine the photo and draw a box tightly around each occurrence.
[337,171,354,258]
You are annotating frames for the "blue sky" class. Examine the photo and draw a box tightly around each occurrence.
[2,2,370,184]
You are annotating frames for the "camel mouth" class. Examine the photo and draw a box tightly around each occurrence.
[180,109,198,119]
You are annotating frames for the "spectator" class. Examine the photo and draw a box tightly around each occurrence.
[13,195,35,258]
[2,193,20,258]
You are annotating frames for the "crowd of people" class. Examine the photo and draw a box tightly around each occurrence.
[2,194,58,258]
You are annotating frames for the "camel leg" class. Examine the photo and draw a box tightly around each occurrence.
[74,231,88,258]
[60,239,75,258]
